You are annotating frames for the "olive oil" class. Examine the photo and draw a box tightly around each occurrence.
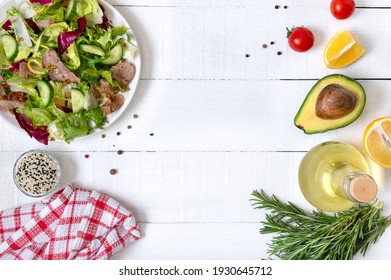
[298,141,379,212]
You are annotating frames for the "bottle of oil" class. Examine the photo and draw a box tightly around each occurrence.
[298,141,379,212]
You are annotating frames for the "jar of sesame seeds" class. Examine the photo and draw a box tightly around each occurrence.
[13,150,61,197]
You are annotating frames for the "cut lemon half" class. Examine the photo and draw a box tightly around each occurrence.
[324,29,365,69]
[27,58,45,75]
[363,117,391,168]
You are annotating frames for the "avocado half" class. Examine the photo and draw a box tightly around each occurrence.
[294,74,366,134]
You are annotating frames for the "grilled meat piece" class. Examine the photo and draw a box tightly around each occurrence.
[91,78,120,99]
[0,91,27,112]
[42,48,81,83]
[37,19,53,29]
[101,94,125,116]
[0,84,6,98]
[91,79,125,116]
[109,61,135,89]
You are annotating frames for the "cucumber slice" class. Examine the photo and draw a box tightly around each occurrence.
[79,44,105,57]
[71,88,85,113]
[65,0,77,21]
[30,108,53,126]
[1,34,18,61]
[101,44,123,65]
[37,81,53,107]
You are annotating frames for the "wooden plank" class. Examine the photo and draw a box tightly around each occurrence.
[0,80,391,152]
[2,151,390,221]
[5,151,306,222]
[109,0,391,8]
[101,4,391,80]
[111,222,391,260]
[112,222,270,260]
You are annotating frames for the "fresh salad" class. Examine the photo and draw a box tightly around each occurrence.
[0,0,138,144]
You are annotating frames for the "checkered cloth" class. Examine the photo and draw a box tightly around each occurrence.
[0,185,140,260]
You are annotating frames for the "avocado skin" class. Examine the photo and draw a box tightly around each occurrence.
[294,74,366,134]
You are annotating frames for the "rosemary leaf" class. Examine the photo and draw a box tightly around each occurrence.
[251,189,391,260]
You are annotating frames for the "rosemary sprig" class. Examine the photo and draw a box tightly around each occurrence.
[251,189,391,260]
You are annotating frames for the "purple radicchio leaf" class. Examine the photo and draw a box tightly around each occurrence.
[57,17,87,55]
[15,111,49,145]
[97,4,112,30]
[29,0,52,5]
[2,20,12,31]
[10,61,25,72]
[24,18,40,34]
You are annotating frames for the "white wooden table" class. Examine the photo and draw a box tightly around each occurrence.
[1,0,391,260]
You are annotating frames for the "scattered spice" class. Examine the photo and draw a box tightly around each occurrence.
[275,5,280,9]
[102,134,106,139]
[110,169,117,175]
[14,151,59,196]
[262,44,268,49]
[245,54,250,58]
[127,125,132,129]
[277,51,283,55]
[116,132,121,136]
[284,5,288,9]
[150,133,154,136]
[133,114,139,119]
[270,41,275,45]
[117,150,124,155]
[84,154,90,159]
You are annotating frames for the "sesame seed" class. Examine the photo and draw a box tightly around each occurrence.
[15,152,58,196]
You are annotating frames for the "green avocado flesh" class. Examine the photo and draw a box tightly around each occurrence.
[294,74,366,134]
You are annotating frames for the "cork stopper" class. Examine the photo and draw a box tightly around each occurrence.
[349,175,378,202]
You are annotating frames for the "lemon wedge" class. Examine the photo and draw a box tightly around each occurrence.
[27,58,46,75]
[363,117,391,168]
[324,29,365,69]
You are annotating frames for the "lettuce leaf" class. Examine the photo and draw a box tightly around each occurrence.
[17,0,37,18]
[32,22,68,56]
[47,119,65,140]
[12,14,33,47]
[7,77,38,95]
[84,107,106,128]
[62,43,80,70]
[62,116,89,140]
[0,44,11,68]
[27,107,53,126]
[84,90,97,110]
[76,0,103,25]
[33,0,64,22]
[97,28,112,49]
[112,26,128,37]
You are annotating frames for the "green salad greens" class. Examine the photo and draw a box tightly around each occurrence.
[0,0,138,144]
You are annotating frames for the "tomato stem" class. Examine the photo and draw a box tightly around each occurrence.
[286,26,295,38]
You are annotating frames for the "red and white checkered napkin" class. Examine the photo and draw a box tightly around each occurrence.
[0,185,140,260]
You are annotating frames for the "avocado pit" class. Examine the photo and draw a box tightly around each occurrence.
[315,84,357,120]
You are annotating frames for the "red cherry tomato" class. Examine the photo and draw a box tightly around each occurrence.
[330,0,355,20]
[286,27,315,52]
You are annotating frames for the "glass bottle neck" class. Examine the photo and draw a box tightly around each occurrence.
[342,172,371,203]
[331,167,378,203]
